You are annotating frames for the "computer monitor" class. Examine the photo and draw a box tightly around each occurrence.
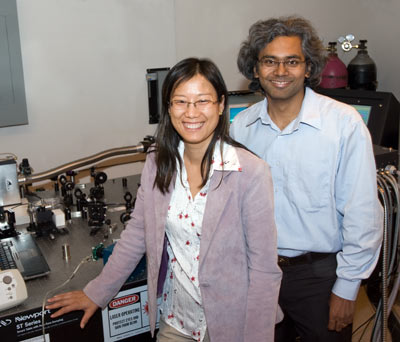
[229,103,254,122]
[351,104,372,125]
[316,88,400,149]
[228,91,264,123]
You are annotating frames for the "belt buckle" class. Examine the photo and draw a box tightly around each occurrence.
[278,256,290,267]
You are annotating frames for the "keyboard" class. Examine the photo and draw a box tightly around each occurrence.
[0,240,17,270]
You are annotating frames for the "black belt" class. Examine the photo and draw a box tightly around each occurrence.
[278,252,333,267]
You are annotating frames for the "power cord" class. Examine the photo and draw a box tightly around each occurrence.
[351,313,375,341]
[40,254,95,341]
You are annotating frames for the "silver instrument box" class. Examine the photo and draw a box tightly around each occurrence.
[0,159,21,207]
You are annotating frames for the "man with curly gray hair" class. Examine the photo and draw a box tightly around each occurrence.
[230,16,382,342]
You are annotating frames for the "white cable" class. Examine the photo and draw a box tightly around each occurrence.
[381,172,400,280]
[379,173,400,294]
[384,173,400,319]
[372,171,400,342]
[40,255,94,342]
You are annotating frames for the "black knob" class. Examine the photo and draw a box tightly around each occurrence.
[65,181,75,191]
[124,192,133,203]
[65,208,71,221]
[19,158,32,175]
[120,212,131,224]
[94,172,107,185]
[74,188,83,199]
[59,175,67,185]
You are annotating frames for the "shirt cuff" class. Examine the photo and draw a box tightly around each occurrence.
[332,278,361,301]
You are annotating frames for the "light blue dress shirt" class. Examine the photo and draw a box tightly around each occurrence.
[230,87,383,301]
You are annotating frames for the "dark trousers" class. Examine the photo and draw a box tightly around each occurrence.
[275,253,352,342]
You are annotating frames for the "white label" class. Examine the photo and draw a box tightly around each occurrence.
[21,334,50,342]
[102,285,160,342]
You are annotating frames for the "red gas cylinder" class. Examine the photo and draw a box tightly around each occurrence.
[320,42,348,89]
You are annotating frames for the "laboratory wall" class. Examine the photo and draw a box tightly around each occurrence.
[1,0,176,179]
[175,0,400,99]
[0,0,399,181]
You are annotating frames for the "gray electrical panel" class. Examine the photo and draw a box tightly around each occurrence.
[0,0,28,128]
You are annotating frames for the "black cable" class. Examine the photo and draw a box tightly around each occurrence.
[356,314,375,342]
[351,312,375,337]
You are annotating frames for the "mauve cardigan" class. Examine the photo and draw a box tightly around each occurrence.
[84,147,282,342]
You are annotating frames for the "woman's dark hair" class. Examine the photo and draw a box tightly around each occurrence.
[237,16,327,91]
[153,57,246,193]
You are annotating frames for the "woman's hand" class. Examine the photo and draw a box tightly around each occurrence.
[46,290,99,328]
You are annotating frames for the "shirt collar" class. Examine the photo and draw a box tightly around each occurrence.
[244,87,322,131]
[297,87,322,130]
[177,140,242,173]
[245,98,270,126]
[212,140,242,172]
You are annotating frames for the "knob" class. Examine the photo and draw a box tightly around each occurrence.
[3,275,12,284]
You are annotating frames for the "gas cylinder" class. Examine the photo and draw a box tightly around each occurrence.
[347,40,377,90]
[320,42,348,89]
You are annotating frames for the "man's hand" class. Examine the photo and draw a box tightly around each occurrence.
[328,292,356,332]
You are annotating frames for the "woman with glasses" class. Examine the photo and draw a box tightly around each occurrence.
[47,57,282,342]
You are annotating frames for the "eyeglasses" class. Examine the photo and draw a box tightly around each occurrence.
[169,99,219,111]
[258,58,307,69]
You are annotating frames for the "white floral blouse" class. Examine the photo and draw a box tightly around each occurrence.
[160,140,242,341]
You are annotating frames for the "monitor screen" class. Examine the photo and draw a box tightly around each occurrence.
[229,104,252,123]
[228,91,264,123]
[316,88,400,149]
[351,104,372,125]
